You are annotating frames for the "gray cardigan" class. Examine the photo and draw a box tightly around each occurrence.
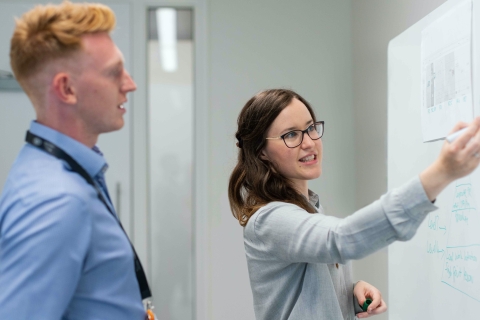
[244,176,437,319]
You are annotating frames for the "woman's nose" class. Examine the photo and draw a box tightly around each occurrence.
[301,132,316,148]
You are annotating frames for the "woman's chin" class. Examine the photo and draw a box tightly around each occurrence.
[308,168,322,180]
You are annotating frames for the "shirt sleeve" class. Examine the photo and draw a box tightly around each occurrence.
[352,284,364,314]
[0,192,92,319]
[249,176,438,264]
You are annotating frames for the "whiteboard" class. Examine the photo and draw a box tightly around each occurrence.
[388,0,480,319]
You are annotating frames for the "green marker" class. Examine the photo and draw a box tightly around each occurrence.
[362,298,372,312]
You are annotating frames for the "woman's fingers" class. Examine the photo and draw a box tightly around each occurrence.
[364,291,382,311]
[353,280,388,318]
[450,118,480,151]
[447,120,469,136]
[357,299,388,318]
[461,120,480,156]
[368,298,387,314]
[356,311,370,318]
[437,117,480,182]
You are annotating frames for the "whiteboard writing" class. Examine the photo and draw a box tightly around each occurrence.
[425,179,480,302]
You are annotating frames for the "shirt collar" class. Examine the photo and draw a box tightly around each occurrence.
[308,189,320,209]
[29,121,108,177]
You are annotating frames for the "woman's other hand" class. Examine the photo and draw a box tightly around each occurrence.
[353,280,387,318]
[420,117,480,201]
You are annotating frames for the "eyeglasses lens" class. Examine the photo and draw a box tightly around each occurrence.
[284,123,323,148]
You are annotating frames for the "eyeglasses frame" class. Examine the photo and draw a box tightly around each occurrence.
[265,121,324,148]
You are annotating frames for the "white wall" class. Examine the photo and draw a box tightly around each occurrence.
[206,0,355,318]
[352,1,447,319]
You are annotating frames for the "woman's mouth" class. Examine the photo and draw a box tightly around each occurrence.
[300,155,316,162]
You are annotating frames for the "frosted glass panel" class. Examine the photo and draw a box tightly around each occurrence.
[147,8,193,320]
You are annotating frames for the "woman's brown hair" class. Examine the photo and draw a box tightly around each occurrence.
[228,89,318,227]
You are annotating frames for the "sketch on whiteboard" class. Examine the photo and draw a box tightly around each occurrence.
[421,0,473,142]
[439,178,480,302]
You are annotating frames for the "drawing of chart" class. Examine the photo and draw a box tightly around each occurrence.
[424,46,471,108]
[421,0,473,142]
[441,179,480,302]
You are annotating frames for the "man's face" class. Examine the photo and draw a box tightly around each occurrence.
[73,32,136,136]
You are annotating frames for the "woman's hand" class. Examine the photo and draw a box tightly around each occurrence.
[420,117,480,202]
[353,280,387,318]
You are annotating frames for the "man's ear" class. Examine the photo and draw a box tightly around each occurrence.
[52,72,77,104]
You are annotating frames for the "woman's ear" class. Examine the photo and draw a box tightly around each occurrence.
[260,149,269,161]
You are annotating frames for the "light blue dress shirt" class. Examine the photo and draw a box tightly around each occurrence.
[0,122,145,319]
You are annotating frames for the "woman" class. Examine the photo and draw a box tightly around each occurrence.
[228,89,480,320]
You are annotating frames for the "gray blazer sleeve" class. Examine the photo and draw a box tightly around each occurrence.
[248,176,437,264]
[353,287,364,314]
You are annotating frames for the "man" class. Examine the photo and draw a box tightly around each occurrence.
[0,2,149,319]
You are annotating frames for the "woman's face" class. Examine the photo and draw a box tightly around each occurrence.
[261,98,323,193]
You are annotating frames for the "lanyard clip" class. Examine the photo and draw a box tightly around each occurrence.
[144,299,157,320]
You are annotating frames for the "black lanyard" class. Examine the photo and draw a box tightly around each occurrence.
[25,131,152,300]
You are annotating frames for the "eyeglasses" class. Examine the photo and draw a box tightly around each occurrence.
[265,121,324,148]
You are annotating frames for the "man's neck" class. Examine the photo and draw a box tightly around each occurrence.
[36,119,98,148]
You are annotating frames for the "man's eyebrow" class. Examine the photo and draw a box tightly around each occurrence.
[281,119,314,133]
[104,60,124,72]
